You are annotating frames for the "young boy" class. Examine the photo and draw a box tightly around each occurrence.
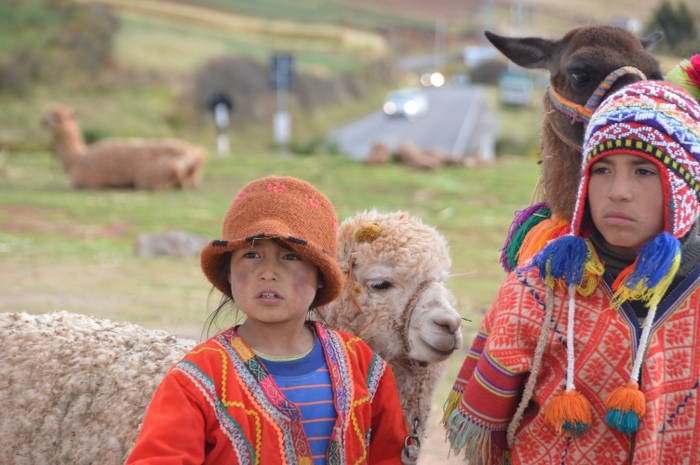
[443,80,700,465]
[127,176,407,465]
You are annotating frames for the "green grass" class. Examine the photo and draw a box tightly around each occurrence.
[0,149,538,318]
[115,12,364,75]
[0,148,539,407]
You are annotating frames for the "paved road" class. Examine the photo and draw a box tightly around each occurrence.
[328,84,494,161]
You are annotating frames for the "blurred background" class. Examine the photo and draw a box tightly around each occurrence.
[1,0,697,461]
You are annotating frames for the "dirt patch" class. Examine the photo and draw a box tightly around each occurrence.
[0,205,132,239]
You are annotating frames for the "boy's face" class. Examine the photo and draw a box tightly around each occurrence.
[228,239,321,327]
[587,154,664,256]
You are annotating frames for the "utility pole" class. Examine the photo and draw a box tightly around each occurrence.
[433,18,445,71]
[270,53,293,154]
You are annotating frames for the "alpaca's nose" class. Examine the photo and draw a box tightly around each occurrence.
[431,313,461,334]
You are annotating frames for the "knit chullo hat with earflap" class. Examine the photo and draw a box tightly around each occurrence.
[530,80,700,436]
[200,176,343,308]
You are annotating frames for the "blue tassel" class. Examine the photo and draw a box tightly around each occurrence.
[625,232,681,289]
[532,235,589,286]
[605,409,640,434]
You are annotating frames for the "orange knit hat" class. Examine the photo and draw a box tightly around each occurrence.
[200,176,343,307]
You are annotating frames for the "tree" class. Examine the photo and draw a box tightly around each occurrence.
[645,1,697,54]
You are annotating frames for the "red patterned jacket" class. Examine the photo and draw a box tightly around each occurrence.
[127,322,406,465]
[444,266,700,465]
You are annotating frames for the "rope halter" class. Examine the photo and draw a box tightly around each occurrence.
[546,66,648,126]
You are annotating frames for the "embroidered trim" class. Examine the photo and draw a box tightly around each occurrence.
[366,353,386,401]
[176,361,256,465]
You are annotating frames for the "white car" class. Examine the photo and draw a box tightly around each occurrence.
[382,88,429,118]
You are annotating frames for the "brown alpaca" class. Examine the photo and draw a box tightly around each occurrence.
[486,26,662,220]
[42,106,207,190]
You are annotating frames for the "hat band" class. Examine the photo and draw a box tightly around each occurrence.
[587,138,700,197]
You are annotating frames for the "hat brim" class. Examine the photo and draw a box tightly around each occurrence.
[200,224,343,308]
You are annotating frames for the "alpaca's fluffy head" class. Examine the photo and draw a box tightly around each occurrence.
[320,210,462,363]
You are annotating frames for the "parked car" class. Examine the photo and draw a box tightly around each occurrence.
[382,88,429,118]
[498,70,534,106]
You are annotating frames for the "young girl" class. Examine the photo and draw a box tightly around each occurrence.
[127,176,407,465]
[443,80,700,465]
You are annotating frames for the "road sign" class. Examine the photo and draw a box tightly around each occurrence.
[270,53,293,90]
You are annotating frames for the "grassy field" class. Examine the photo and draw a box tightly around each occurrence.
[0,148,540,400]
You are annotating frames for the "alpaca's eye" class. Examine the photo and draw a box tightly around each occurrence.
[570,69,590,88]
[367,280,392,290]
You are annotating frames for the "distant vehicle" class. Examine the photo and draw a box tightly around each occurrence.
[498,70,534,106]
[382,88,429,118]
[419,71,445,88]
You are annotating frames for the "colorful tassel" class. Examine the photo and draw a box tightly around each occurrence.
[517,215,569,267]
[576,240,605,296]
[605,382,646,433]
[666,54,700,101]
[612,232,681,309]
[543,389,592,435]
[442,389,462,424]
[445,409,504,465]
[532,235,589,286]
[500,203,550,272]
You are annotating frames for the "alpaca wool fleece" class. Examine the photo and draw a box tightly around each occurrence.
[0,312,194,465]
[320,210,462,457]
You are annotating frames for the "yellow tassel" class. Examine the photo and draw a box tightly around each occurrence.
[612,253,680,309]
[543,390,592,434]
[605,382,646,417]
[577,241,604,297]
[442,390,462,424]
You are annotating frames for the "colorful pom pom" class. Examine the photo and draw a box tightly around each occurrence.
[543,389,592,435]
[500,203,550,272]
[532,235,589,286]
[605,382,646,433]
[666,54,700,101]
[612,232,681,309]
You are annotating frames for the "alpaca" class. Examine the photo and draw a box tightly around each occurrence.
[486,26,662,221]
[0,311,195,465]
[319,210,463,463]
[42,105,207,190]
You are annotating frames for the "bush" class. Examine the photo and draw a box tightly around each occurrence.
[645,1,697,55]
[0,0,119,94]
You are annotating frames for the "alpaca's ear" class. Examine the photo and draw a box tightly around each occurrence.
[640,31,663,51]
[484,30,557,70]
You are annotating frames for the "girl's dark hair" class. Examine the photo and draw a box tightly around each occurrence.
[201,252,235,340]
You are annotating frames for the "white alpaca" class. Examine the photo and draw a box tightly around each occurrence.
[42,105,207,190]
[0,311,195,465]
[319,210,463,462]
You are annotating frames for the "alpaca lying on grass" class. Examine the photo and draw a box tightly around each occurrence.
[42,105,207,190]
[0,214,462,465]
[320,210,463,463]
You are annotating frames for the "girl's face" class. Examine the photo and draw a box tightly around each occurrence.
[587,154,664,256]
[228,239,321,328]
